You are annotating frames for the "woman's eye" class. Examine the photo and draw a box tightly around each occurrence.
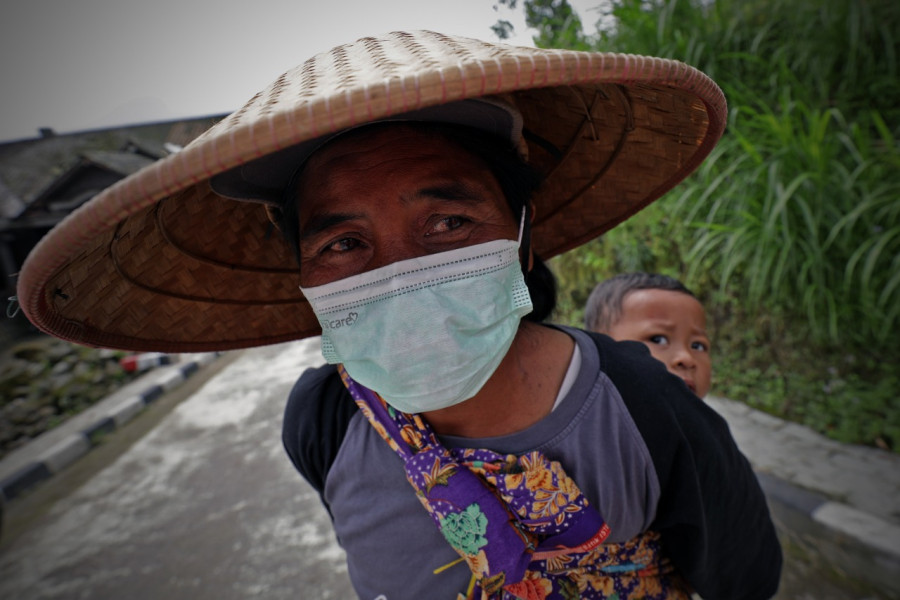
[324,237,360,254]
[649,335,668,346]
[428,215,467,235]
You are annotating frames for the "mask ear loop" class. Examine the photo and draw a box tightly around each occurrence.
[518,204,532,277]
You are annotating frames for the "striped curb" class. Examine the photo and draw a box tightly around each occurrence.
[756,471,900,596]
[811,502,900,560]
[0,353,220,504]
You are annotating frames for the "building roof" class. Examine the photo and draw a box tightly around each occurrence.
[0,116,224,215]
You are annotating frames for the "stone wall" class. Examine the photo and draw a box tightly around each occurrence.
[0,337,141,460]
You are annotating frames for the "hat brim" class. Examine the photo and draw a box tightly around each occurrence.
[17,30,726,351]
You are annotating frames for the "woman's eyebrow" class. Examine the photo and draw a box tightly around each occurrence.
[299,212,360,240]
[298,181,494,241]
[411,182,489,204]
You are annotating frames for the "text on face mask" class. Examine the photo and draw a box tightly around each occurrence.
[320,312,359,330]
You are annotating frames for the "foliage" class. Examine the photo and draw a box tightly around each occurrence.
[551,203,689,327]
[492,0,592,49]
[1,337,141,460]
[593,0,900,347]
[523,0,592,50]
[506,0,900,451]
[705,290,899,451]
[673,102,900,347]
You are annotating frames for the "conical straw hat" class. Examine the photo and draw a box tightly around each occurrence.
[17,30,726,351]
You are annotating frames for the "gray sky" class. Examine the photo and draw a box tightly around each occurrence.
[0,0,601,143]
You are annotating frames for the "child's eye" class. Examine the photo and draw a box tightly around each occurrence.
[649,335,669,346]
[691,341,709,352]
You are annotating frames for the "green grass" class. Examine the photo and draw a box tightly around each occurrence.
[673,99,900,347]
[527,0,900,451]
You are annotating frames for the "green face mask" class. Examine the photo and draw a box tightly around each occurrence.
[299,237,533,413]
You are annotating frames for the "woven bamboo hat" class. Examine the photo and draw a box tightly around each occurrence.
[17,30,726,352]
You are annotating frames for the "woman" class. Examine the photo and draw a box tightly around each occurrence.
[17,31,781,598]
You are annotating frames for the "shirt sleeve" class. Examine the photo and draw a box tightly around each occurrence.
[282,363,358,513]
[591,332,782,599]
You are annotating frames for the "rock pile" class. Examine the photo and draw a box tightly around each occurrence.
[0,337,141,460]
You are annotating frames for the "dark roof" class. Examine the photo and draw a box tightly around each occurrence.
[0,178,25,220]
[0,115,224,209]
[121,137,169,160]
[81,150,155,177]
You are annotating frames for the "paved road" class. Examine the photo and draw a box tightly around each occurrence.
[1,337,897,599]
[0,339,354,599]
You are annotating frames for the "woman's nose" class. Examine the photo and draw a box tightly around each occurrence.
[367,235,425,271]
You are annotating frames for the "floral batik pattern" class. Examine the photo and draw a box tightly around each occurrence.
[338,365,690,600]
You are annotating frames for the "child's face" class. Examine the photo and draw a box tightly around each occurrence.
[606,289,712,398]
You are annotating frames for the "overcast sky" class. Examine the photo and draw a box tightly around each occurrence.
[0,0,602,143]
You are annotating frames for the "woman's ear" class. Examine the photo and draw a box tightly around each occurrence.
[517,202,536,273]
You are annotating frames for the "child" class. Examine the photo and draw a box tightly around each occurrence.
[585,272,712,398]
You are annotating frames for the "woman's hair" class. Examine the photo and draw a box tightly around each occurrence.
[584,272,696,332]
[281,121,557,322]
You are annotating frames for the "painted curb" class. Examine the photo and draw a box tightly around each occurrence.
[0,353,220,504]
[756,471,900,596]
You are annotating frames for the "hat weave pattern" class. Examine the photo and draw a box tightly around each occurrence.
[18,30,725,351]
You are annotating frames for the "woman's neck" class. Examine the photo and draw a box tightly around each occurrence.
[423,322,575,438]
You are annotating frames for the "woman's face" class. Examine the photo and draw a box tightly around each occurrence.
[295,125,518,288]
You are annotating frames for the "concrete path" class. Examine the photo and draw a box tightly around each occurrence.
[0,339,353,599]
[1,337,898,598]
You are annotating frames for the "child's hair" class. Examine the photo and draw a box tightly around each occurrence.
[584,272,697,332]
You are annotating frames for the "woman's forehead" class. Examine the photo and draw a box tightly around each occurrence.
[304,124,485,174]
[296,125,505,204]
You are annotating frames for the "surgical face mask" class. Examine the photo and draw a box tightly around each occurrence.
[299,236,533,413]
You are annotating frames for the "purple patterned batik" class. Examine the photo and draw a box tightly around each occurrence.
[338,365,690,600]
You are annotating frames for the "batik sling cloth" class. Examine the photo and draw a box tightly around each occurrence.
[338,366,691,599]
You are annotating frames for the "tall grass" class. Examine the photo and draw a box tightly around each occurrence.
[674,97,900,346]
[532,0,900,449]
[549,0,900,350]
